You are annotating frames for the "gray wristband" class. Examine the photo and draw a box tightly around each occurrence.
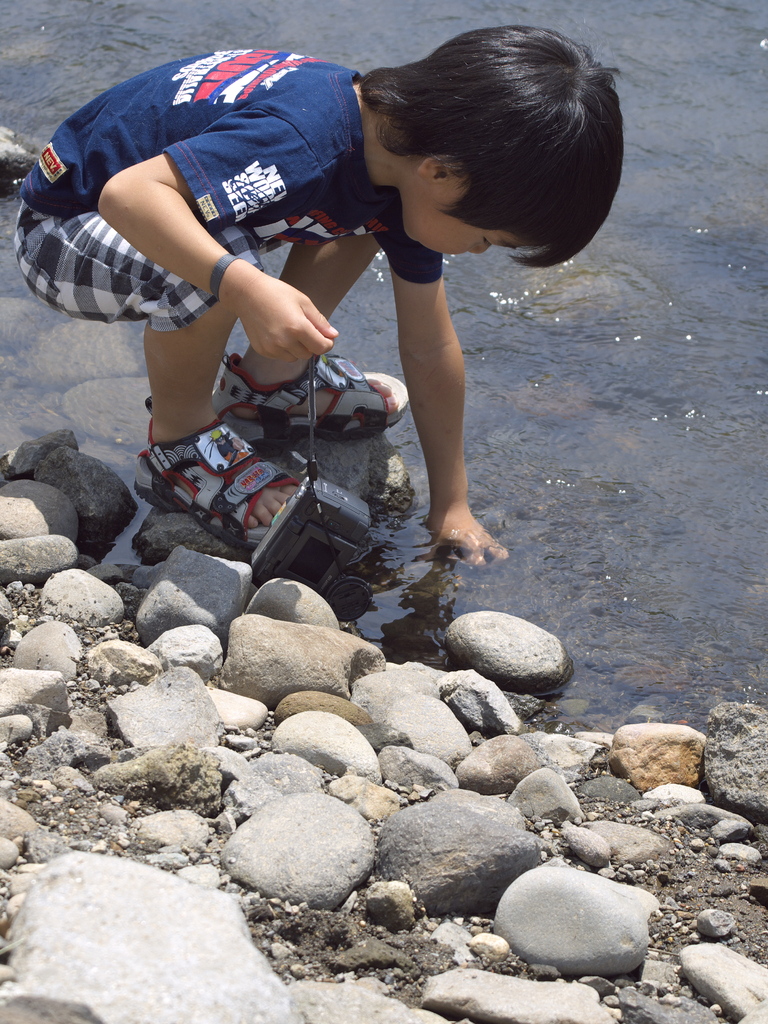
[209,253,243,300]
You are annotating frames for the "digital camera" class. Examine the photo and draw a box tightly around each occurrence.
[251,476,373,620]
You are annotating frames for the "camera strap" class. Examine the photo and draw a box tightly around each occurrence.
[306,355,343,571]
[301,354,373,620]
[306,354,319,484]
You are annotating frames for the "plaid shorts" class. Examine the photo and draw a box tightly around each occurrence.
[14,201,266,332]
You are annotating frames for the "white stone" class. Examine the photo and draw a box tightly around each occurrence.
[468,933,510,961]
[40,567,124,626]
[87,638,162,687]
[643,783,706,804]
[0,667,69,715]
[718,843,762,864]
[148,624,224,682]
[207,687,268,731]
[8,851,301,1024]
[177,863,221,889]
[272,710,381,782]
[134,810,210,852]
[0,836,19,870]
[422,968,615,1024]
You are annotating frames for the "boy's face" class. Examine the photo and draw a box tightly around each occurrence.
[399,158,521,256]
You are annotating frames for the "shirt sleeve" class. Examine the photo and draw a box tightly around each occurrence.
[165,109,322,231]
[372,195,444,285]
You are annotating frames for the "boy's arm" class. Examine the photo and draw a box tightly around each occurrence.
[98,153,337,360]
[391,273,508,566]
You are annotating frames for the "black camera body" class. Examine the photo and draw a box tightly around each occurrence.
[251,476,372,619]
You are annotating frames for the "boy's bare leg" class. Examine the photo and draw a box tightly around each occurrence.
[238,234,397,415]
[143,301,296,526]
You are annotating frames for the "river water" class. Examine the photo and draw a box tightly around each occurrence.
[1,0,766,731]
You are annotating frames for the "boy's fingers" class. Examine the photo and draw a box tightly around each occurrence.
[302,300,339,340]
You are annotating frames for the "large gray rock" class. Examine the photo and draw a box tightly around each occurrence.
[134,810,210,853]
[705,703,768,824]
[654,802,752,832]
[220,614,385,707]
[618,989,719,1024]
[8,852,301,1024]
[494,865,650,976]
[3,429,79,479]
[444,611,573,694]
[106,667,223,748]
[368,694,471,768]
[582,820,673,865]
[34,447,137,549]
[285,432,414,514]
[422,969,615,1024]
[135,546,251,647]
[377,795,540,915]
[40,569,124,627]
[132,508,251,565]
[246,751,325,794]
[221,792,375,909]
[680,944,768,1021]
[290,980,425,1023]
[0,536,79,585]
[524,732,602,773]
[0,668,70,717]
[351,669,441,716]
[13,621,83,680]
[22,728,111,779]
[222,774,283,823]
[0,995,106,1023]
[0,479,79,541]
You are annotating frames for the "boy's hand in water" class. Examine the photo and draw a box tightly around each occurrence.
[422,507,509,566]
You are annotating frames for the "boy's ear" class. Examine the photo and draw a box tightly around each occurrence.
[416,157,456,183]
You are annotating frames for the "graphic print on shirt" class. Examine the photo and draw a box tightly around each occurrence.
[223,158,287,221]
[172,50,319,105]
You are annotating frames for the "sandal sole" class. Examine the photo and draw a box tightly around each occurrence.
[134,455,268,551]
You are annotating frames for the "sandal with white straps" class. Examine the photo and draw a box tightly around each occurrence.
[212,352,409,442]
[134,418,298,550]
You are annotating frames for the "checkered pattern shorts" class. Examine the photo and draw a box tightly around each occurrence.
[14,201,265,332]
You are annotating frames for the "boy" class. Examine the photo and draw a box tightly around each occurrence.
[15,26,623,564]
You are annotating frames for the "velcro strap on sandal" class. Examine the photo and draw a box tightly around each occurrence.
[260,354,369,411]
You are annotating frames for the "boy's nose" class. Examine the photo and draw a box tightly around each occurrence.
[468,240,491,254]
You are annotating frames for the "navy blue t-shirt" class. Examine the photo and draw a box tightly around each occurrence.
[21,49,443,284]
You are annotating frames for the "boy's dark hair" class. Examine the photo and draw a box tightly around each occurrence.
[360,25,623,267]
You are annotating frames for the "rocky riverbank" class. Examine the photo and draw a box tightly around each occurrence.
[1,432,768,1024]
